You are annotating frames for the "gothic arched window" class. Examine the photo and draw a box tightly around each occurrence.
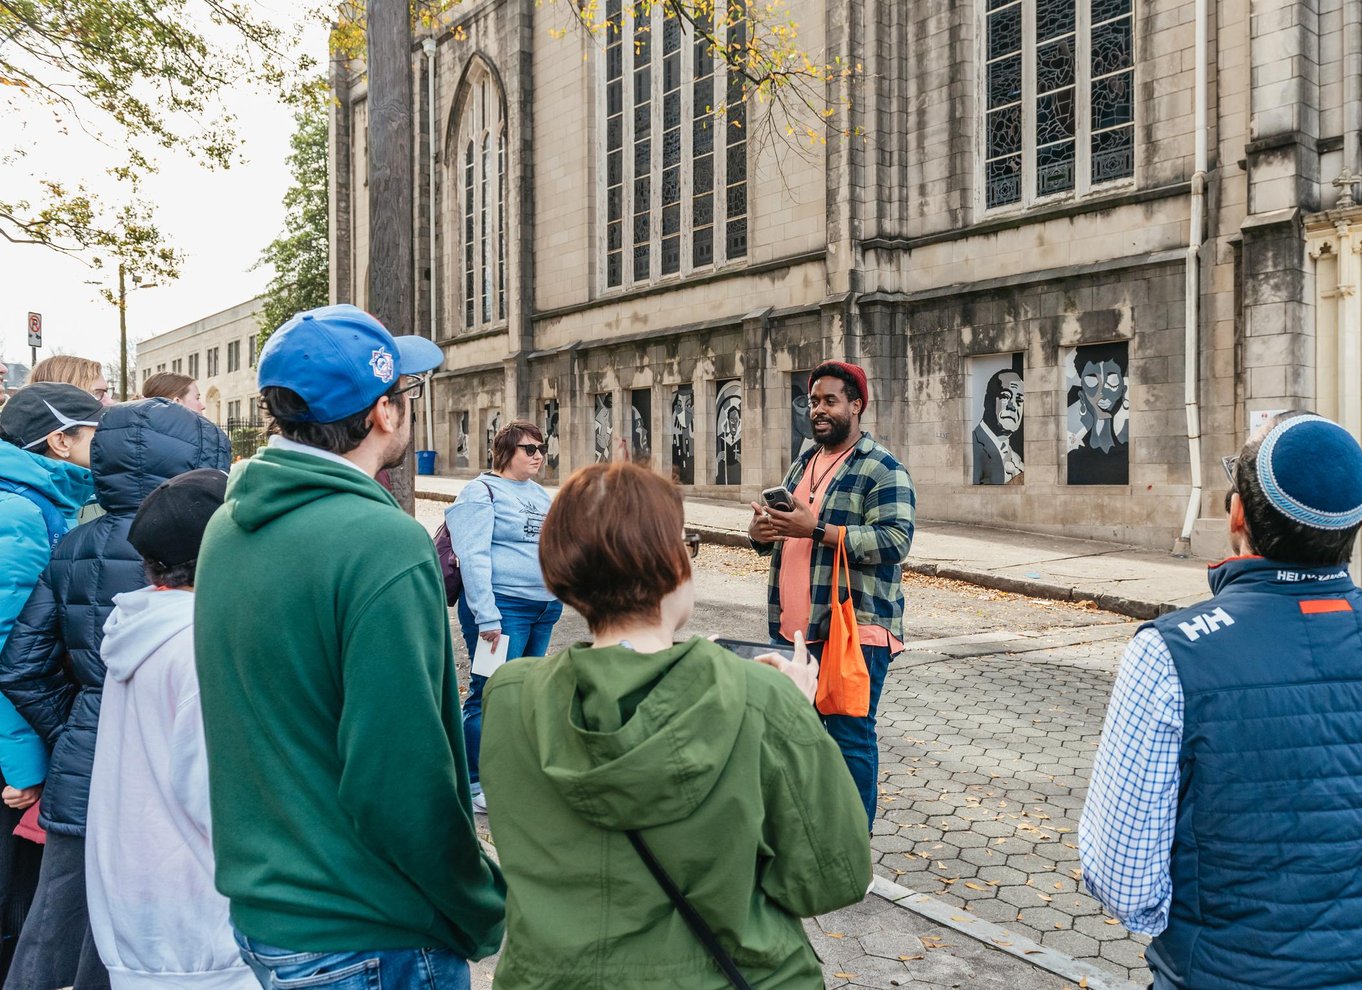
[451,65,507,330]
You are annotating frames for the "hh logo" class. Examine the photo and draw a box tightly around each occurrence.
[1178,607,1235,642]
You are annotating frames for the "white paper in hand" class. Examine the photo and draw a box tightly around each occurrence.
[471,634,511,678]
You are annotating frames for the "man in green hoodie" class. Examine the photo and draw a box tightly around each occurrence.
[194,305,505,990]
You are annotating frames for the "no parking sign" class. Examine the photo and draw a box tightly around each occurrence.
[26,312,41,348]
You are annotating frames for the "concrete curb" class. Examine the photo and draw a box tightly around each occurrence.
[869,876,1144,990]
[904,562,1175,621]
[419,493,1176,622]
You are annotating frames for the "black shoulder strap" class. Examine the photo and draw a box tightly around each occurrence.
[626,830,752,990]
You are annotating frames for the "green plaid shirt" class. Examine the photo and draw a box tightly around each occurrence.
[754,433,916,645]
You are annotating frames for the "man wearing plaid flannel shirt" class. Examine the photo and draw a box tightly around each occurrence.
[749,361,916,828]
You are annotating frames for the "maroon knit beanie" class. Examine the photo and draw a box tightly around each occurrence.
[810,361,870,408]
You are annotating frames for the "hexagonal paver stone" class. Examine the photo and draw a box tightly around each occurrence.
[1100,934,1151,970]
[1011,905,1071,931]
[1041,928,1099,958]
[1075,914,1135,941]
[977,864,1028,887]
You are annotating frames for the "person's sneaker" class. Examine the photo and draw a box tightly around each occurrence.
[471,788,488,814]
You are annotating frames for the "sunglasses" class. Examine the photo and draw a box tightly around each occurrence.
[683,531,701,559]
[1221,455,1238,486]
[517,443,549,457]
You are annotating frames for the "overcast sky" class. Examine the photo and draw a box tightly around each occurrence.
[0,7,328,374]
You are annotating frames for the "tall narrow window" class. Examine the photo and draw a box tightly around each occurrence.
[982,0,1135,211]
[605,0,625,287]
[481,133,492,322]
[464,142,475,327]
[497,126,507,319]
[724,8,748,261]
[985,0,1023,208]
[632,11,652,282]
[601,5,748,290]
[1090,0,1134,183]
[692,21,715,268]
[1035,0,1076,196]
[451,63,508,331]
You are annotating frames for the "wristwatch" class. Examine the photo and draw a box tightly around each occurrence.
[811,521,826,543]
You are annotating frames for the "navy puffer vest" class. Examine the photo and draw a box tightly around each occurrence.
[1145,556,1362,990]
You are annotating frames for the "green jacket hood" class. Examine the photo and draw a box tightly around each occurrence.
[522,637,748,831]
[226,447,396,531]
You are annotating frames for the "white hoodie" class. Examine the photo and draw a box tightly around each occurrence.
[87,587,255,990]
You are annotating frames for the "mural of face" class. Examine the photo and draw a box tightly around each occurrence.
[985,371,1024,436]
[1080,360,1127,422]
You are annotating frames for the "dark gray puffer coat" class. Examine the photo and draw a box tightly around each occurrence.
[0,399,230,835]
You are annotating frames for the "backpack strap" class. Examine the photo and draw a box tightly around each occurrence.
[0,480,66,552]
[626,830,752,990]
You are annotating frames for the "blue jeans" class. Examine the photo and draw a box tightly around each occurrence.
[234,929,470,990]
[457,592,563,785]
[784,639,893,830]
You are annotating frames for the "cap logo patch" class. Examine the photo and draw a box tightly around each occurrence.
[369,347,395,384]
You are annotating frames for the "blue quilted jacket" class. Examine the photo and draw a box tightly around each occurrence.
[0,399,229,835]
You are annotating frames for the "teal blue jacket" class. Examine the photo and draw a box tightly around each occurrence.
[0,441,94,789]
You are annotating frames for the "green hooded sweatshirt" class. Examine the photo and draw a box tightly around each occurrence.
[481,637,871,989]
[194,447,505,957]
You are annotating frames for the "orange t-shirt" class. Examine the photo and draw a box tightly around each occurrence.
[777,453,901,652]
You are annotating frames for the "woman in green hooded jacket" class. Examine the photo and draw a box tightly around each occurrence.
[481,462,871,989]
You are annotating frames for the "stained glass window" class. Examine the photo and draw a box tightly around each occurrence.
[463,142,474,328]
[1090,0,1134,184]
[632,10,652,282]
[985,0,1023,208]
[601,3,748,288]
[983,0,1135,210]
[661,16,682,275]
[455,66,508,330]
[724,9,748,261]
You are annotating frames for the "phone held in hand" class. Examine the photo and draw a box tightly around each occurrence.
[713,638,794,662]
[761,486,795,512]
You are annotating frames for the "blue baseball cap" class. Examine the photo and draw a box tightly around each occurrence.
[257,304,444,423]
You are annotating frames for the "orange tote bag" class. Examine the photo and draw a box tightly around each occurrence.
[815,529,871,718]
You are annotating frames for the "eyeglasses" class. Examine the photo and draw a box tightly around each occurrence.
[90,388,110,400]
[683,531,701,559]
[517,443,549,457]
[394,376,428,401]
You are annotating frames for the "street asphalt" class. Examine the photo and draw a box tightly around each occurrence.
[416,500,1150,989]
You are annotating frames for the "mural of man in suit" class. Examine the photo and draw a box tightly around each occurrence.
[973,369,1025,485]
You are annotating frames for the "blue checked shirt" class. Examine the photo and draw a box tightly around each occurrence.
[1079,626,1183,935]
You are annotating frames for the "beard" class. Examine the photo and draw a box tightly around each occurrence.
[813,414,853,448]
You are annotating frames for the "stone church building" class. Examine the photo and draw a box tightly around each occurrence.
[328,0,1362,554]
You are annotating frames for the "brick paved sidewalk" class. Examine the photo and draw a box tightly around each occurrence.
[417,475,1213,619]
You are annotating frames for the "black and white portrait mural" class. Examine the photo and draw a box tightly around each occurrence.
[593,394,613,462]
[454,411,469,468]
[543,399,560,475]
[669,385,695,484]
[791,371,815,463]
[630,389,652,461]
[715,379,742,485]
[1066,342,1130,485]
[969,354,1025,485]
[484,410,501,469]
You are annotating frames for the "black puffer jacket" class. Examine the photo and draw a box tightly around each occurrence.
[0,399,230,835]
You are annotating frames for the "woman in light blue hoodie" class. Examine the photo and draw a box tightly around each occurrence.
[0,383,103,978]
[445,419,560,810]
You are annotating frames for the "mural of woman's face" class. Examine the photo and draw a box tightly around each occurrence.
[792,391,812,439]
[1080,360,1126,421]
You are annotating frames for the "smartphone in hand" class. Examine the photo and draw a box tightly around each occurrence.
[761,486,795,512]
[713,638,794,662]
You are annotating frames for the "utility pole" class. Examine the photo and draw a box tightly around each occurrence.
[367,0,416,513]
[118,263,129,401]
